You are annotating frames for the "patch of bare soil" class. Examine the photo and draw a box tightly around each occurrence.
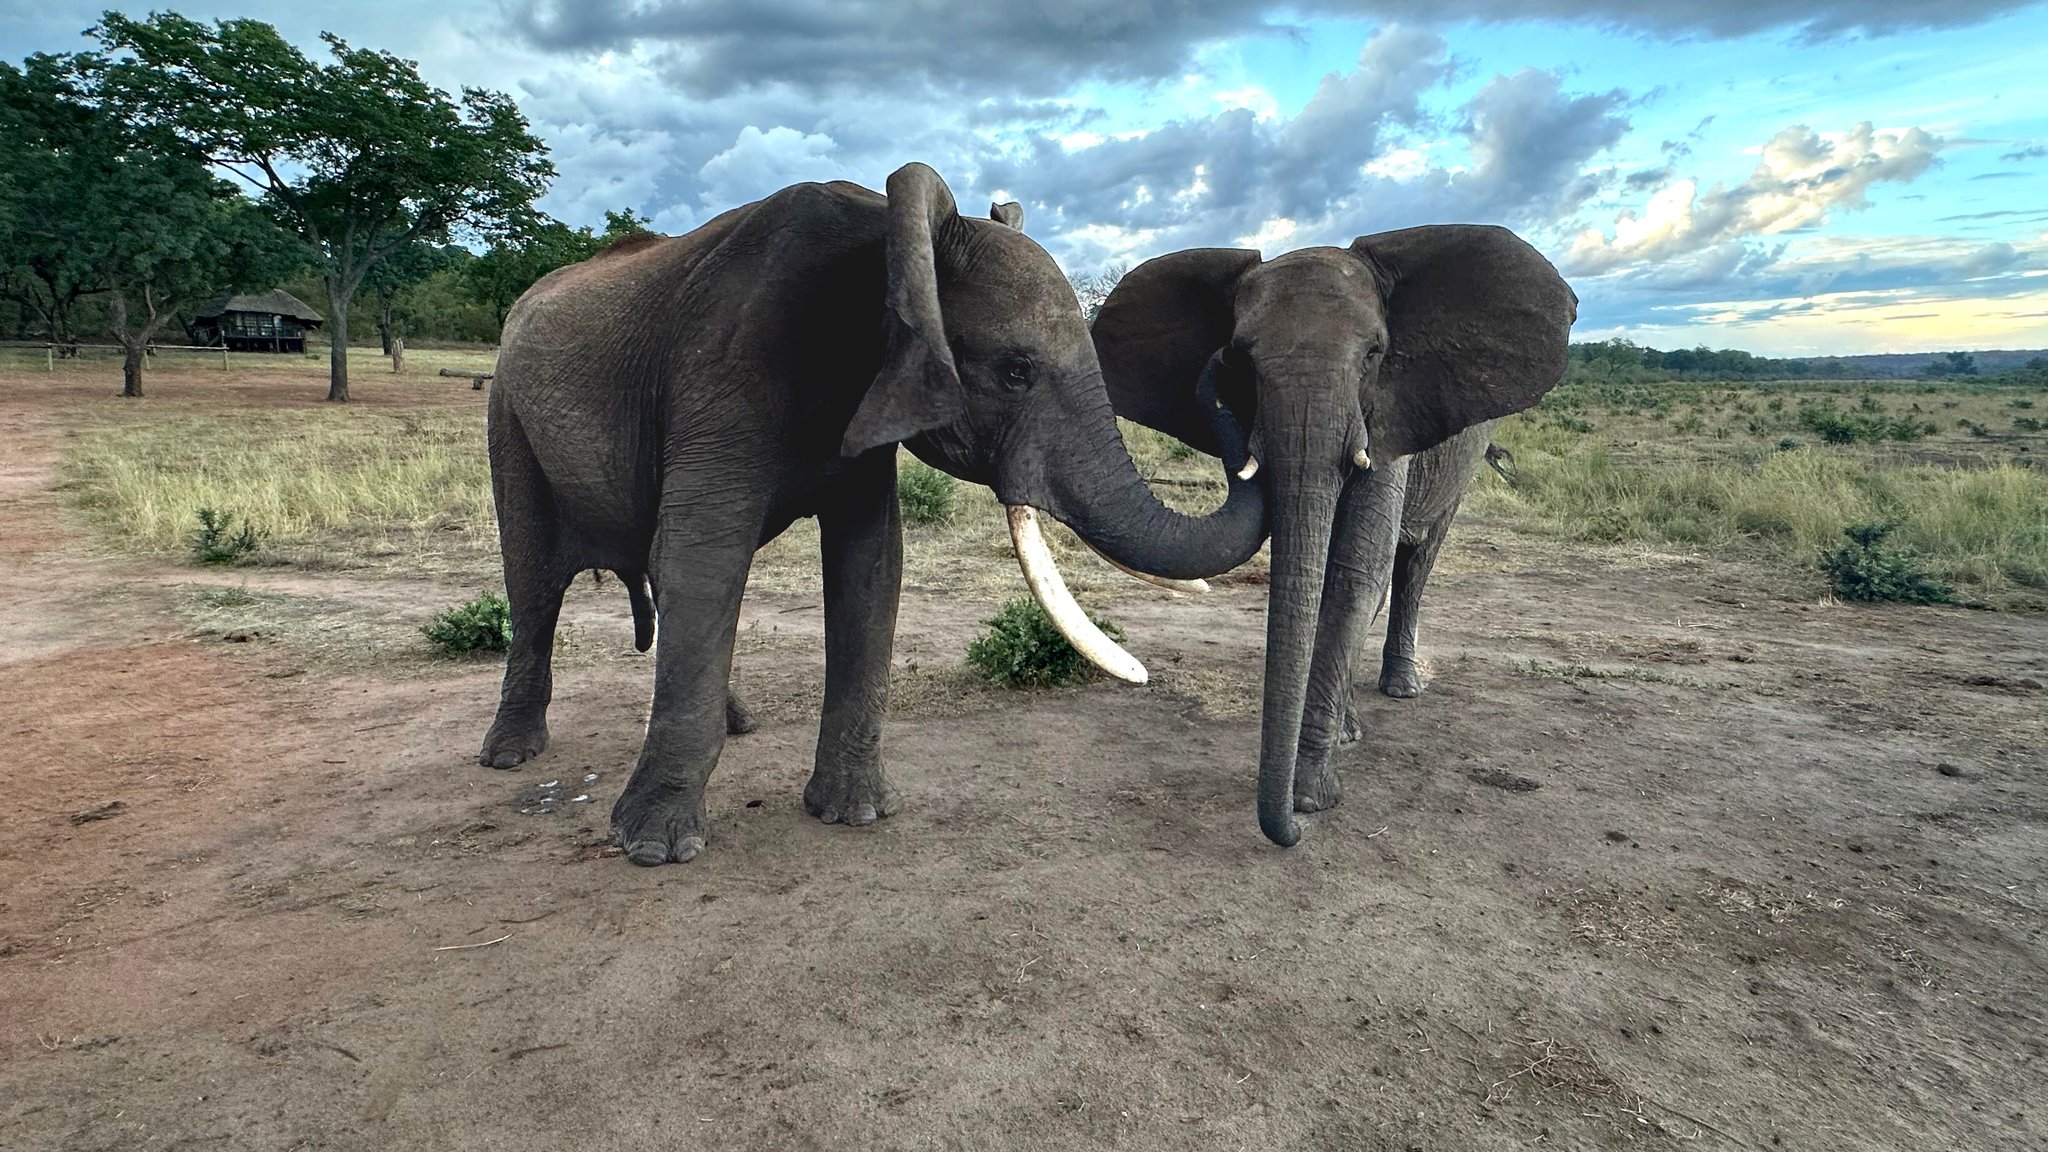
[3,370,2045,1151]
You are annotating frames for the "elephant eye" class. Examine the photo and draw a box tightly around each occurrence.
[996,353,1035,390]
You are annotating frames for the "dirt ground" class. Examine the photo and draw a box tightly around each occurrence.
[2,369,2043,1151]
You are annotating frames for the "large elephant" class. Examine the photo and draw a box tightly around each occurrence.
[478,163,1265,866]
[1093,226,1574,847]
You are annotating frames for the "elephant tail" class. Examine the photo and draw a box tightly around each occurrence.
[1484,442,1517,486]
[623,571,656,652]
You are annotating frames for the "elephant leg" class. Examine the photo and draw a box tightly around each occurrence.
[803,453,903,826]
[725,684,760,735]
[480,413,572,769]
[610,495,763,867]
[1294,461,1408,813]
[1378,508,1458,699]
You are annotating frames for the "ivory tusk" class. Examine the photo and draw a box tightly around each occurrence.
[1351,448,1372,470]
[1235,455,1260,481]
[1081,539,1209,595]
[1005,506,1148,684]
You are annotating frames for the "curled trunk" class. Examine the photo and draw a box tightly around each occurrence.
[1047,361,1266,582]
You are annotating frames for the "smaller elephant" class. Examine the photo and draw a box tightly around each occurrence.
[1095,226,1575,846]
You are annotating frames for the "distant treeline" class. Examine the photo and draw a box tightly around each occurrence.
[1567,339,2048,384]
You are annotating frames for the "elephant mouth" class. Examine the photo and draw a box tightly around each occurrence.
[1004,506,1150,684]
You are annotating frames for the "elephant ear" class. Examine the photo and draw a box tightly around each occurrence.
[1092,247,1262,457]
[1350,224,1576,461]
[841,163,970,457]
[989,200,1025,230]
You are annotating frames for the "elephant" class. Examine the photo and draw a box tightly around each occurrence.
[1093,226,1575,847]
[479,163,1265,865]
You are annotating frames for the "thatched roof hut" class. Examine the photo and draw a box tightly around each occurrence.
[192,290,325,353]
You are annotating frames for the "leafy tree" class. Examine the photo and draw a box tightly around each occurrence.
[1921,351,1979,378]
[92,13,553,401]
[360,240,463,354]
[0,56,107,344]
[1,52,297,396]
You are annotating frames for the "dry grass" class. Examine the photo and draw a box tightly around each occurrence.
[1466,378,2048,606]
[61,406,498,574]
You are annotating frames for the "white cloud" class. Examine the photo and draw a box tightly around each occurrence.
[1568,122,1943,273]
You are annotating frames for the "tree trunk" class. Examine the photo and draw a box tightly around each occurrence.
[376,285,394,356]
[326,281,351,403]
[121,343,146,398]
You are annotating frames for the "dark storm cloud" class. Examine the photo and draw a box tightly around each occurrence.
[504,0,2035,95]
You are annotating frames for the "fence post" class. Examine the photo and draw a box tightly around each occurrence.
[222,345,230,372]
[47,345,55,373]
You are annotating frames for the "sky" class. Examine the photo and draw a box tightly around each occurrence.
[6,1,2047,355]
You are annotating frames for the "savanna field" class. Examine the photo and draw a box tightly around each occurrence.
[3,349,2044,1149]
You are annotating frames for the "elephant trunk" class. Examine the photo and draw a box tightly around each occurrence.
[1041,366,1267,583]
[1252,385,1355,847]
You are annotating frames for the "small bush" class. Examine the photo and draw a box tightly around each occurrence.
[191,507,261,565]
[1797,400,1927,444]
[1166,438,1200,461]
[897,460,958,525]
[1818,523,1954,605]
[965,597,1124,688]
[2015,417,2043,432]
[2011,398,2034,410]
[423,591,513,654]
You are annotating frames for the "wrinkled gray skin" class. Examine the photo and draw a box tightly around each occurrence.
[1094,227,1575,847]
[480,164,1265,865]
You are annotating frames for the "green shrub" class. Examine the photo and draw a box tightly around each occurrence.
[2015,417,2043,432]
[1818,523,1954,605]
[897,459,958,525]
[1797,399,1927,444]
[965,597,1124,688]
[191,507,261,565]
[1166,438,1200,461]
[423,591,513,654]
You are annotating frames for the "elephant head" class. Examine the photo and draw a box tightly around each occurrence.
[1093,226,1576,844]
[843,164,1267,682]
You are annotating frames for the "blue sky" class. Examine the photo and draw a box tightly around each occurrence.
[7,1,2046,354]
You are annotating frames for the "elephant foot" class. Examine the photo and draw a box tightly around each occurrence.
[609,787,709,866]
[1379,658,1426,699]
[725,689,759,736]
[803,763,901,827]
[478,714,548,769]
[1293,749,1345,813]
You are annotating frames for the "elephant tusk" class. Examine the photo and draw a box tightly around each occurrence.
[1351,448,1372,470]
[1236,455,1260,481]
[1081,538,1209,595]
[1005,506,1148,684]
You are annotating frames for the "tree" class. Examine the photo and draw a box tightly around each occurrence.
[0,56,107,345]
[93,13,553,401]
[360,240,462,354]
[1,52,297,396]
[1067,263,1126,325]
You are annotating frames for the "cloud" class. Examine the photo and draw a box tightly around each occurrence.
[972,29,1628,268]
[503,0,2034,97]
[1567,122,1942,274]
[2002,144,2047,162]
